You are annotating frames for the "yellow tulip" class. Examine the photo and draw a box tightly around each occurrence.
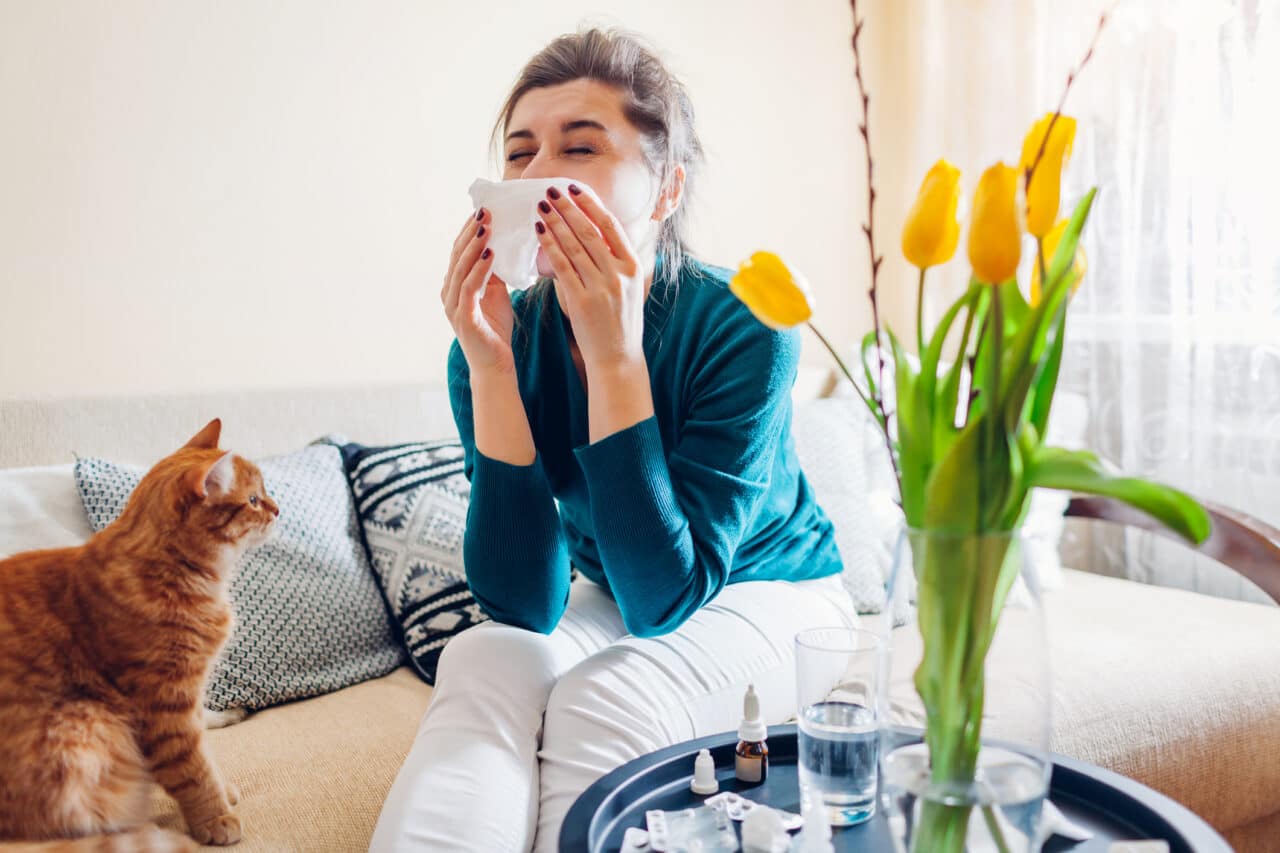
[1020,112,1077,238]
[1030,218,1087,306]
[967,163,1022,284]
[729,251,814,330]
[902,159,961,269]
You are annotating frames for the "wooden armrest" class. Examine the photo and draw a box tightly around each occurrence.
[1065,495,1280,605]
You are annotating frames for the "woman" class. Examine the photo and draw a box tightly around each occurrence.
[371,27,855,852]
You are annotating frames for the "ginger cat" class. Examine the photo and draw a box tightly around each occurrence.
[0,419,278,851]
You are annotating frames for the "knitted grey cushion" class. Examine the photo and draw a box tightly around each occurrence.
[75,444,404,711]
[792,397,900,613]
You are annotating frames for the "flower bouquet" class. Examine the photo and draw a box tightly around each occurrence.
[729,7,1211,851]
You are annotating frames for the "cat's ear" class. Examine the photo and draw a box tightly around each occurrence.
[187,452,237,500]
[184,418,222,451]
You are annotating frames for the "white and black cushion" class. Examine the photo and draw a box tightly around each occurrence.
[335,440,488,684]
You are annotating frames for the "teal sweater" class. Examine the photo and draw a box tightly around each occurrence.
[447,257,842,638]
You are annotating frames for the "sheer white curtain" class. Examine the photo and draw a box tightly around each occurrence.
[875,0,1280,603]
[1053,1,1279,604]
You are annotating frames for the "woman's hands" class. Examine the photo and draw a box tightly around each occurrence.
[537,184,655,443]
[441,208,515,374]
[443,187,654,444]
[442,208,536,465]
[535,185,646,373]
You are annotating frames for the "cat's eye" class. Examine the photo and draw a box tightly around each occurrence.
[249,495,259,506]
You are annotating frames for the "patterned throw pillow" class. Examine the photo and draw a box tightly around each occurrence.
[334,440,488,685]
[75,445,405,711]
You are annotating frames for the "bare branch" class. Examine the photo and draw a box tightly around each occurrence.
[849,0,899,491]
[1024,12,1109,195]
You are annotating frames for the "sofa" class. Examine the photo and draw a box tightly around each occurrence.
[2,377,1278,852]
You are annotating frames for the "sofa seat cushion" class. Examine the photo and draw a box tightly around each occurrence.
[880,568,1280,834]
[1048,570,1280,833]
[151,667,432,851]
[1225,809,1280,853]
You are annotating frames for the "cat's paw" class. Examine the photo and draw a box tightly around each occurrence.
[189,813,241,846]
[225,781,241,806]
[203,706,249,729]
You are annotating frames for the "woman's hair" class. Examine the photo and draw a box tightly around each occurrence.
[491,27,704,292]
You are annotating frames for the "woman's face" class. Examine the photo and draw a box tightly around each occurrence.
[503,79,669,279]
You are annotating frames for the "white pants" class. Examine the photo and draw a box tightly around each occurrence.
[369,573,856,853]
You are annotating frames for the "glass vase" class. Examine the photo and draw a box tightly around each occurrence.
[877,527,1052,853]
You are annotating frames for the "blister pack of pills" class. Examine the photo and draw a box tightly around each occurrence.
[703,792,803,832]
[645,801,739,852]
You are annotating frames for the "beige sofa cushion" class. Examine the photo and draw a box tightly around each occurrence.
[1225,808,1280,853]
[1048,570,1280,833]
[151,667,432,852]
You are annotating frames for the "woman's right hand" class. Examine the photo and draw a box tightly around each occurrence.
[441,208,515,374]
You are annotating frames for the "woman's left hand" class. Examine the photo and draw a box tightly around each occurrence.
[535,185,646,372]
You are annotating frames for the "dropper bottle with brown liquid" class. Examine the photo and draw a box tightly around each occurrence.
[734,683,768,785]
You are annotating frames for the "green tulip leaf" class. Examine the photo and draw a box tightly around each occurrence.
[890,329,931,524]
[859,330,888,426]
[916,286,975,472]
[1045,189,1097,285]
[998,279,1031,334]
[1028,446,1212,543]
[941,286,988,438]
[923,411,1015,533]
[1028,299,1069,438]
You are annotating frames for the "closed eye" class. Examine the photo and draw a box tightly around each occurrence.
[506,147,595,163]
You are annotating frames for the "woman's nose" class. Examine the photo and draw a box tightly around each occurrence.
[519,152,555,181]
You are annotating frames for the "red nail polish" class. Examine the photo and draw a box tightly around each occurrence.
[475,208,484,221]
[568,184,581,196]
[481,247,492,260]
[547,186,561,200]
[538,200,552,214]
[477,226,486,238]
[535,221,546,234]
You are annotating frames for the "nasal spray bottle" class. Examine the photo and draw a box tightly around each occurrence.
[734,683,768,784]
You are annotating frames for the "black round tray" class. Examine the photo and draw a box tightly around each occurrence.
[560,725,1230,852]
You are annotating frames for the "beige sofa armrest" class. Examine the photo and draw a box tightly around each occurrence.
[1066,495,1280,605]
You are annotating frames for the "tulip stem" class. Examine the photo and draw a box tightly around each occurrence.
[951,290,981,429]
[981,293,1003,526]
[806,320,903,500]
[1036,238,1048,288]
[916,268,927,354]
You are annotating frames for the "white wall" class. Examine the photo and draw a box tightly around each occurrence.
[0,0,873,399]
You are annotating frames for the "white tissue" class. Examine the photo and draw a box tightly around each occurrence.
[741,806,789,853]
[467,177,605,291]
